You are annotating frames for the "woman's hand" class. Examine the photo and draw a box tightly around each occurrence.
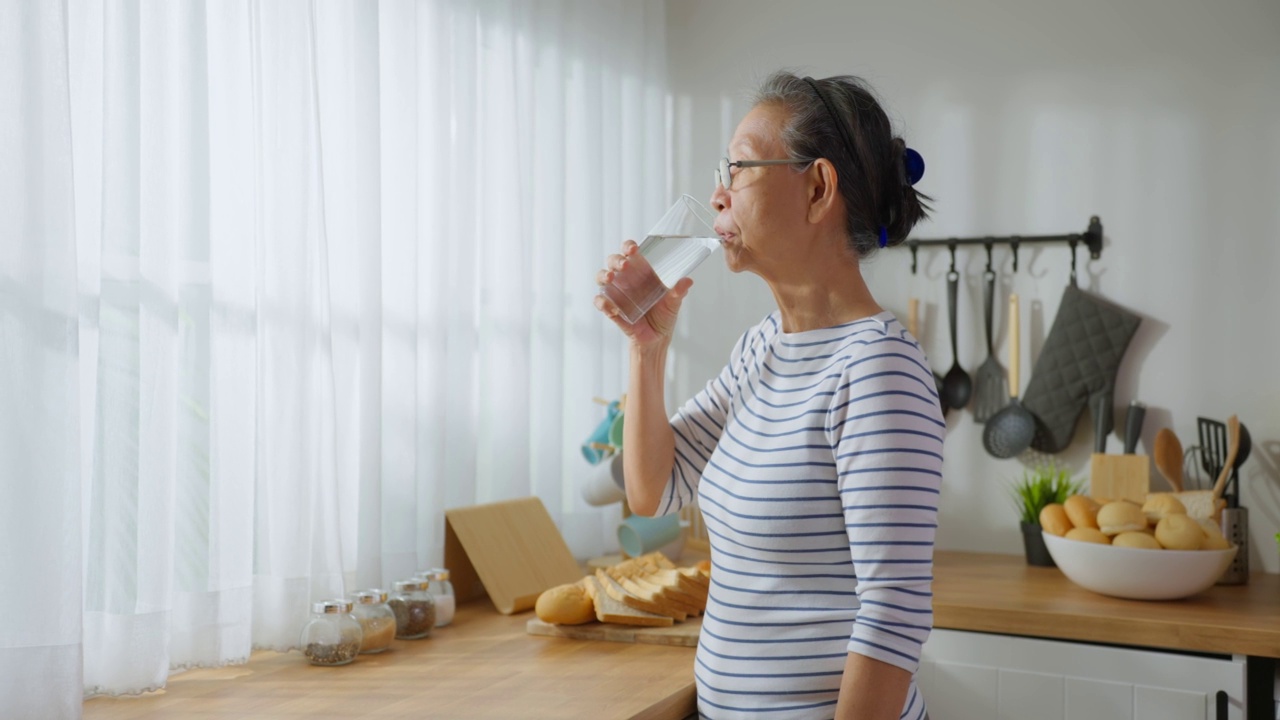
[594,239,694,349]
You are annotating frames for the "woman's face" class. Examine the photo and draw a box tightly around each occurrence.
[709,103,815,279]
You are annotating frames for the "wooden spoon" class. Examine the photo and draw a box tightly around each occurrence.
[1152,427,1184,492]
[1210,415,1240,503]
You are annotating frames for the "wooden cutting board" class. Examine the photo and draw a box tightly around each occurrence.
[526,616,701,647]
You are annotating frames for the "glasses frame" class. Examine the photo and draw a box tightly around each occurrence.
[718,157,813,191]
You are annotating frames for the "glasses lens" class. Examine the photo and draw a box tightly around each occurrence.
[719,158,731,190]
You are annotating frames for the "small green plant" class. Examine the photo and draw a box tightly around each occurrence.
[1009,461,1083,526]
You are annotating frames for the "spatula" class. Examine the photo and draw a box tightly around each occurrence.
[973,268,1006,423]
[1152,427,1184,492]
[1210,415,1241,505]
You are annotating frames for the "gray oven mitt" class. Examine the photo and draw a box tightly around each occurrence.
[1021,284,1141,454]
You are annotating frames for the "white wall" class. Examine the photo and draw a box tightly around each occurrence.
[663,0,1280,571]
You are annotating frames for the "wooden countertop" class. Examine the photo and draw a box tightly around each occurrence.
[83,552,1279,720]
[933,550,1280,658]
[83,601,696,720]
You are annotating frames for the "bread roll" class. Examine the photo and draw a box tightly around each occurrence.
[535,581,596,625]
[1201,526,1232,550]
[1097,501,1147,536]
[1142,494,1187,524]
[1155,514,1204,551]
[1065,527,1110,544]
[1063,495,1100,530]
[1039,503,1072,537]
[1113,531,1162,550]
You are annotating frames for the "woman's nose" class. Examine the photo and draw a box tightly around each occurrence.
[710,182,729,213]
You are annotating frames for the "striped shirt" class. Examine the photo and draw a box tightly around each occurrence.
[658,310,945,719]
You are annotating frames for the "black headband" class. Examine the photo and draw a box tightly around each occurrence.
[801,76,860,176]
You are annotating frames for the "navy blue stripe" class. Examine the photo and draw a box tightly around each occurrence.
[711,545,854,567]
[705,455,836,486]
[851,618,925,647]
[701,518,850,555]
[695,671,841,696]
[849,635,918,663]
[709,591,858,614]
[711,564,856,581]
[699,472,838,507]
[836,446,944,462]
[698,694,839,713]
[859,598,932,614]
[713,579,858,597]
[705,607,857,627]
[695,654,845,679]
[698,489,844,522]
[700,643,849,663]
[700,625,849,645]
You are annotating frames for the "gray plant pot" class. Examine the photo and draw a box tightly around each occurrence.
[1020,521,1056,568]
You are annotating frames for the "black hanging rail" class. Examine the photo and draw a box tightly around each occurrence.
[903,215,1103,274]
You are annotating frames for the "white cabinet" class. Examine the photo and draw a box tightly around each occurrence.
[919,629,1247,720]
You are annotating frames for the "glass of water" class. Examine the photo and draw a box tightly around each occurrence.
[599,194,720,325]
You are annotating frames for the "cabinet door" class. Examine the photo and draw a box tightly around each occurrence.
[920,629,1246,720]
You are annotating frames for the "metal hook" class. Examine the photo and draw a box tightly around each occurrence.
[1010,238,1020,273]
[947,240,957,273]
[1068,238,1078,287]
[909,241,918,275]
[983,241,994,274]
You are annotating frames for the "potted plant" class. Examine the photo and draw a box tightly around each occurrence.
[1009,461,1082,567]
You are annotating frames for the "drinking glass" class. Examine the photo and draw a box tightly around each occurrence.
[599,195,719,324]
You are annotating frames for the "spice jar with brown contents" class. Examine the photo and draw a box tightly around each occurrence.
[352,590,397,654]
[300,599,363,666]
[388,579,436,639]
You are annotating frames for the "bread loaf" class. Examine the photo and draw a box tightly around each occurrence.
[535,581,596,625]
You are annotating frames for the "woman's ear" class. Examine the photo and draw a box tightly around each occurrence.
[806,158,840,225]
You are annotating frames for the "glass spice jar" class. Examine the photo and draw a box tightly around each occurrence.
[417,567,456,627]
[388,579,436,640]
[300,599,363,667]
[351,589,397,654]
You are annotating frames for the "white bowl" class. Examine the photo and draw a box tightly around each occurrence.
[1042,531,1238,601]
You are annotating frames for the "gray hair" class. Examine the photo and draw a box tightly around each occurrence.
[753,71,930,257]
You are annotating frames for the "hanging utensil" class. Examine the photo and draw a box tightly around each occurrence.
[982,294,1035,458]
[1153,427,1184,492]
[973,243,1006,423]
[940,243,972,411]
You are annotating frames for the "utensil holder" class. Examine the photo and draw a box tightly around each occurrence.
[1216,507,1248,585]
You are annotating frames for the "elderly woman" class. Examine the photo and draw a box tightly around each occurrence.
[595,71,943,720]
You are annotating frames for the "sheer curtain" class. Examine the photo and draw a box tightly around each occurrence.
[0,0,668,712]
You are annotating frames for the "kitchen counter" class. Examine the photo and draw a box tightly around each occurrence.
[84,552,1279,720]
[933,550,1280,658]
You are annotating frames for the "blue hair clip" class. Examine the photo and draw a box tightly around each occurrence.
[878,226,889,248]
[903,147,925,186]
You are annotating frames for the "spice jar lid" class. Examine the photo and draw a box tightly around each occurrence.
[354,590,388,604]
[424,567,450,582]
[393,579,426,593]
[313,599,354,614]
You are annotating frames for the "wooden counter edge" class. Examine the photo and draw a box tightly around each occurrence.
[933,551,1280,659]
[629,681,697,720]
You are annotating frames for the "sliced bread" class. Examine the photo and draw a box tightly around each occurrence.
[583,576,673,627]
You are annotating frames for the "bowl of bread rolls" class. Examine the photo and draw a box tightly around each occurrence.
[1039,493,1237,600]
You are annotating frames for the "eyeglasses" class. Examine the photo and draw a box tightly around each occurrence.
[717,157,813,191]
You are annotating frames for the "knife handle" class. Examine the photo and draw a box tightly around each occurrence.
[1124,401,1146,454]
[1091,393,1112,454]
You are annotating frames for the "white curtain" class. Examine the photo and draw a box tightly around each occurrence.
[0,0,668,712]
